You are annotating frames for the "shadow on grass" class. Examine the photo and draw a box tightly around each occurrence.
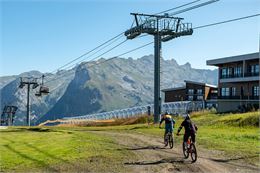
[126,145,167,150]
[200,155,259,170]
[0,128,27,133]
[24,142,69,163]
[0,127,74,134]
[2,144,59,172]
[128,126,148,130]
[26,128,52,132]
[1,136,75,171]
[209,155,259,163]
[0,127,51,133]
[124,157,190,166]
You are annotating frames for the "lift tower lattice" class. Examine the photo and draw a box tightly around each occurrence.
[125,13,193,123]
[19,77,39,126]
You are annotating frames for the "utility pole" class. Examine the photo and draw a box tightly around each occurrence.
[19,77,39,126]
[125,13,193,123]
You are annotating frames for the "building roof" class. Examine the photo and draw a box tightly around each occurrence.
[184,80,217,88]
[161,86,186,92]
[206,52,259,66]
[161,80,217,92]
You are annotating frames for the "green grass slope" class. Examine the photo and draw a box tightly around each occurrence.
[0,111,259,172]
[0,127,132,172]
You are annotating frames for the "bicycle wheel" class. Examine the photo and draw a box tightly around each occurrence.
[169,134,174,149]
[164,134,168,146]
[182,142,189,158]
[190,143,197,162]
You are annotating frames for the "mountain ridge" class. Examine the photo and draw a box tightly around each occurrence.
[0,55,217,124]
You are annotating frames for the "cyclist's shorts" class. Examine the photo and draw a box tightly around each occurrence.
[165,123,173,133]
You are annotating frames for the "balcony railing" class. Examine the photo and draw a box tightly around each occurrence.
[220,74,242,79]
[220,72,259,79]
[218,96,259,100]
[244,72,259,77]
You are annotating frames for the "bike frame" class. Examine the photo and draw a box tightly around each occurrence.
[177,133,197,162]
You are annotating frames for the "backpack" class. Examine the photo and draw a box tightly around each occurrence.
[189,121,198,133]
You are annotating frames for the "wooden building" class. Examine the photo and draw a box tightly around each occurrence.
[162,80,218,104]
[207,52,259,112]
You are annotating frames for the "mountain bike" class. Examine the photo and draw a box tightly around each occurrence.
[160,126,174,148]
[165,131,174,149]
[178,134,197,162]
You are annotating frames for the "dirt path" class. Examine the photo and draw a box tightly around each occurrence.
[92,131,259,173]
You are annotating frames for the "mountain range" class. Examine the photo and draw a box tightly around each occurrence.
[0,55,217,125]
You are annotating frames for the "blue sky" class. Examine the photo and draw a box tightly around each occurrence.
[1,0,259,76]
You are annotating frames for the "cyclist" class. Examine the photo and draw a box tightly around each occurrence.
[159,112,175,146]
[177,112,198,148]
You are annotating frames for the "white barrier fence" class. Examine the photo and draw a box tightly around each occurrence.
[62,101,204,122]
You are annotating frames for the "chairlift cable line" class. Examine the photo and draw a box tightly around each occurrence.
[49,36,126,75]
[48,13,260,85]
[20,2,256,91]
[24,13,260,104]
[154,0,201,15]
[45,38,128,84]
[81,42,153,73]
[46,41,153,89]
[46,11,258,86]
[44,34,150,85]
[30,0,220,83]
[43,0,215,84]
[42,0,217,85]
[46,32,125,77]
[7,0,220,120]
[53,36,126,73]
[64,34,150,71]
[193,13,260,29]
[45,40,153,86]
[168,0,219,16]
[44,0,211,79]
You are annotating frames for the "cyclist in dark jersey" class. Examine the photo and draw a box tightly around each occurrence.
[159,112,175,146]
[177,113,198,147]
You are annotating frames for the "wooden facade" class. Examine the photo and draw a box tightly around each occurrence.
[207,52,260,112]
[162,81,217,103]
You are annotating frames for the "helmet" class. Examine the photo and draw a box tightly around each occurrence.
[164,111,169,115]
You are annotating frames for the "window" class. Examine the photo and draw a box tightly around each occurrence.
[221,67,233,78]
[188,89,194,95]
[197,95,204,100]
[249,64,259,75]
[256,64,259,73]
[188,96,193,101]
[197,89,203,95]
[250,65,255,73]
[227,68,233,76]
[234,66,242,77]
[221,68,227,78]
[231,87,236,96]
[221,88,230,96]
[253,86,259,96]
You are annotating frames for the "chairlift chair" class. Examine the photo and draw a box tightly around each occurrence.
[35,91,42,97]
[35,75,49,97]
[40,86,49,94]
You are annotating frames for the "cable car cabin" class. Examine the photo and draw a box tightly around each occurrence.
[35,86,49,97]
